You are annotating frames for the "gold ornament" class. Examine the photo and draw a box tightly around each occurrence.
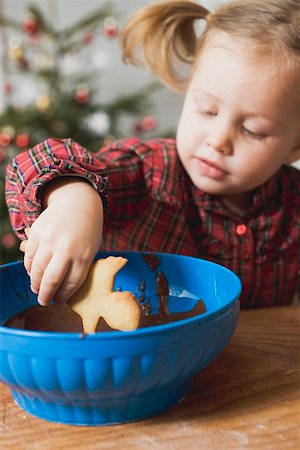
[8,36,23,60]
[2,125,15,139]
[9,46,24,61]
[36,94,51,111]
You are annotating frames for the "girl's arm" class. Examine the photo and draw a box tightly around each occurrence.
[5,138,107,305]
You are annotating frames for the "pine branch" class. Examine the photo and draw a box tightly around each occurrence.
[0,4,55,36]
[27,4,55,34]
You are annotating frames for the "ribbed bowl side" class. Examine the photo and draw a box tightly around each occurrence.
[1,301,238,424]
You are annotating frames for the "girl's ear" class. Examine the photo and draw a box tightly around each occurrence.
[285,146,300,165]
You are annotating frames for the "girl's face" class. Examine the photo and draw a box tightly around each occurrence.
[176,32,300,208]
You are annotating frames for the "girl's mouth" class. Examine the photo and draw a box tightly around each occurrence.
[197,158,228,180]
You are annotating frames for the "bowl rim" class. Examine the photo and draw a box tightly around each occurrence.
[0,252,242,339]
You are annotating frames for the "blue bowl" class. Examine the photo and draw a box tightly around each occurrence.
[0,252,241,425]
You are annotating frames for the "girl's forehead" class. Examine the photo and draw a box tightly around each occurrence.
[190,34,300,118]
[194,31,299,91]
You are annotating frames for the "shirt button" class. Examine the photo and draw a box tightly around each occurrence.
[236,224,248,236]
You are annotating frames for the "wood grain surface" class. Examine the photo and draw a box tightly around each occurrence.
[1,306,299,450]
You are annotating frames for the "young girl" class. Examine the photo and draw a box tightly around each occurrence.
[5,0,300,308]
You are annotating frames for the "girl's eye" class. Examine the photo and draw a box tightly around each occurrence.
[199,110,218,117]
[242,126,267,140]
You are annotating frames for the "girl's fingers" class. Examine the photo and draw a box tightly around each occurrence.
[19,240,27,252]
[36,256,72,306]
[29,248,53,301]
[23,236,39,275]
[20,228,31,253]
[52,260,91,304]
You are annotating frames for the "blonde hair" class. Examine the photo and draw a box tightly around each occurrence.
[121,0,300,92]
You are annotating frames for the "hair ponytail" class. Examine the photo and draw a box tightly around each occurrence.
[121,0,300,93]
[120,0,209,92]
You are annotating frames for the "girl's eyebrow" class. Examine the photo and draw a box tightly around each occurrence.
[192,88,285,128]
[192,88,217,99]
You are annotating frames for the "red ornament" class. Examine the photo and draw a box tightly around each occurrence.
[4,82,13,94]
[23,15,38,35]
[0,133,11,147]
[103,17,118,39]
[103,26,118,38]
[2,233,17,249]
[15,133,30,148]
[84,31,94,45]
[74,86,90,104]
[140,116,157,131]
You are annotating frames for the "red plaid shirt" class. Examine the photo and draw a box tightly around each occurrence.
[5,137,300,308]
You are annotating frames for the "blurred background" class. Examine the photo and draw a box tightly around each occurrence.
[0,0,299,263]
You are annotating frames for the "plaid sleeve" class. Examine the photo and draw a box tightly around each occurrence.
[97,137,152,219]
[5,138,108,239]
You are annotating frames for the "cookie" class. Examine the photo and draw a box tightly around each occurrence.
[68,256,141,333]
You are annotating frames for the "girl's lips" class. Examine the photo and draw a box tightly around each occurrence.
[197,158,228,180]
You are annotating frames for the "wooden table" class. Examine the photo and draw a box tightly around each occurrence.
[1,306,299,450]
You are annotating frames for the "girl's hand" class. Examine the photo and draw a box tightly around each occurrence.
[21,179,104,306]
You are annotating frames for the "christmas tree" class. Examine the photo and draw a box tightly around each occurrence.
[0,3,158,264]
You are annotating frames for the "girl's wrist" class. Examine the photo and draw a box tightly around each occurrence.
[41,177,100,209]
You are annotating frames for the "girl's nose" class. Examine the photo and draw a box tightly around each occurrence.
[206,125,233,155]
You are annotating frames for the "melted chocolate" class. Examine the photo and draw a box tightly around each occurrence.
[142,253,161,271]
[5,254,206,333]
[140,300,206,327]
[5,304,83,332]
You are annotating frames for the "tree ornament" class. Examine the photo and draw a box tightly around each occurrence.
[15,133,30,148]
[36,94,51,111]
[0,125,15,147]
[0,133,11,147]
[8,36,23,60]
[135,116,157,133]
[23,13,38,36]
[3,82,14,94]
[2,125,15,139]
[74,85,90,104]
[83,31,94,45]
[9,46,24,61]
[2,233,17,249]
[87,112,110,134]
[141,116,157,131]
[103,17,118,39]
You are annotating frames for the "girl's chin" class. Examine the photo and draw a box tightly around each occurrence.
[190,173,230,193]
